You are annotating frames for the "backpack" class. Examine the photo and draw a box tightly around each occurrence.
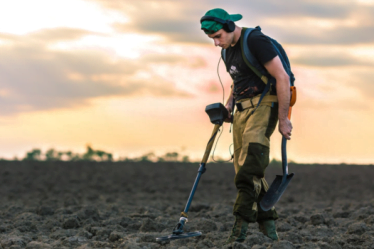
[221,26,295,111]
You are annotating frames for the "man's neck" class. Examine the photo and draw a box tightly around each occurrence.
[231,26,242,47]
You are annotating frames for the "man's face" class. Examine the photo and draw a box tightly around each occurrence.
[207,29,233,49]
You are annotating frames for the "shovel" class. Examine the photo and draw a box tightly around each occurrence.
[259,137,294,211]
[260,86,296,211]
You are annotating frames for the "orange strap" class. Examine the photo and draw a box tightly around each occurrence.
[288,86,297,119]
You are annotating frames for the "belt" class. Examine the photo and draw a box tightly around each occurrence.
[236,95,278,112]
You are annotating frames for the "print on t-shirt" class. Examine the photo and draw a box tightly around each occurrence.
[229,65,239,77]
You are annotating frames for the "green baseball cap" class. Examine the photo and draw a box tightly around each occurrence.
[200,8,242,34]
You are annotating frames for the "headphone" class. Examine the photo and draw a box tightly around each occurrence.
[200,16,236,33]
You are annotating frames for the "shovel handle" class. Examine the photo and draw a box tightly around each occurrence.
[281,137,288,176]
[283,86,296,178]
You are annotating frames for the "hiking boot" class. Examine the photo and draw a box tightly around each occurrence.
[224,215,249,244]
[258,219,279,241]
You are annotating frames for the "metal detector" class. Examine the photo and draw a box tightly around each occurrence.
[156,103,228,242]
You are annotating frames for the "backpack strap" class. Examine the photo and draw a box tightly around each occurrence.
[240,27,269,85]
[268,38,295,87]
[240,27,275,114]
[221,49,226,63]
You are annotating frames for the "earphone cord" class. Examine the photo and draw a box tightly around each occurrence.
[217,57,224,104]
[211,56,234,163]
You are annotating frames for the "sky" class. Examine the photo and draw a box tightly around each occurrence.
[0,0,374,164]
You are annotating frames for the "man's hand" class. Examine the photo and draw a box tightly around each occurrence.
[224,84,235,123]
[279,118,292,140]
[224,102,233,123]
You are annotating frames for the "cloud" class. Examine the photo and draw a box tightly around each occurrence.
[0,33,18,41]
[125,77,192,97]
[292,53,373,67]
[28,28,101,42]
[113,20,208,44]
[0,29,193,116]
[139,53,206,68]
[2,1,373,117]
[355,70,374,99]
[90,0,374,45]
[238,0,355,19]
[91,0,210,43]
[272,25,374,45]
[0,28,104,47]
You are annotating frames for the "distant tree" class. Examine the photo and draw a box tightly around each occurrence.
[83,145,95,160]
[24,148,42,161]
[94,150,113,161]
[45,148,61,161]
[70,154,82,161]
[65,151,72,159]
[182,156,190,163]
[164,152,179,162]
[95,150,106,161]
[80,145,114,161]
[121,157,134,162]
[106,153,113,161]
[64,151,80,161]
[137,152,155,162]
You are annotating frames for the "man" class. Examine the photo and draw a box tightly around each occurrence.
[200,8,293,244]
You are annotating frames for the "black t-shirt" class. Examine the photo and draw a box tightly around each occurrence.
[225,28,277,100]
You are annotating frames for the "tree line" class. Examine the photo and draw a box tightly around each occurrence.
[12,146,283,164]
[23,145,113,161]
[18,146,194,163]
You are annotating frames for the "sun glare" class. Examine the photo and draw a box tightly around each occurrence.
[350,45,374,61]
[0,0,128,35]
[49,33,162,59]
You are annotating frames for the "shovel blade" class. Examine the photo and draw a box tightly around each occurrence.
[260,173,294,211]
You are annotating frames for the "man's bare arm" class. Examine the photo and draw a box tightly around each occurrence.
[264,55,293,139]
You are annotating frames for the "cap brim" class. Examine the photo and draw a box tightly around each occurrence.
[229,14,242,22]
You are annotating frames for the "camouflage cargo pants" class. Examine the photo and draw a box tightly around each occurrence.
[232,100,279,223]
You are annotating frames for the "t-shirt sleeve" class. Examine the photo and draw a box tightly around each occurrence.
[247,30,277,65]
